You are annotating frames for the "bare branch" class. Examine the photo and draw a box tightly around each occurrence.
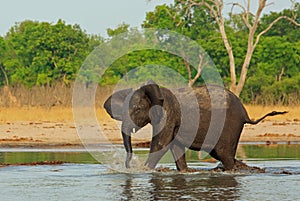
[247,0,250,13]
[185,62,192,82]
[186,0,220,20]
[0,65,9,86]
[254,15,300,49]
[192,54,204,84]
[230,2,247,13]
[265,2,274,8]
[290,0,298,19]
[182,51,192,81]
[229,2,252,28]
[187,53,209,87]
[190,54,208,86]
[182,50,209,87]
[253,0,267,28]
[173,0,198,27]
[164,7,174,19]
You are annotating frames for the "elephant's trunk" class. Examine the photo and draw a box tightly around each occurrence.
[121,126,133,168]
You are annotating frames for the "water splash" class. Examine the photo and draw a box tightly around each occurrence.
[107,148,154,174]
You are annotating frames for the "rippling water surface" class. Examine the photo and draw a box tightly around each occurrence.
[0,145,299,201]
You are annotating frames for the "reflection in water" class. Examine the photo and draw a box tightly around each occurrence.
[120,173,239,200]
[0,144,299,165]
[0,162,300,201]
[119,174,153,200]
[1,145,300,200]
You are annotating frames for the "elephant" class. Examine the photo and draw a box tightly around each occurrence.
[104,81,287,171]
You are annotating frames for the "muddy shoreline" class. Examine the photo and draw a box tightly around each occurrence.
[0,118,299,149]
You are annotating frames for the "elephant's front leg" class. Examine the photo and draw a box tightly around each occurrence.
[170,141,188,171]
[145,148,170,169]
[145,125,173,169]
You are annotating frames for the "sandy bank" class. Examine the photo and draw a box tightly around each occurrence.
[0,106,299,148]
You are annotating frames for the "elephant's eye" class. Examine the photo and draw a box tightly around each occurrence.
[135,108,141,114]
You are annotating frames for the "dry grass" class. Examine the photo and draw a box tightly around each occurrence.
[0,107,110,122]
[1,84,298,123]
[0,107,74,122]
[0,105,298,123]
[244,105,300,121]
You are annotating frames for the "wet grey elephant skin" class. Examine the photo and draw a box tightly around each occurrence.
[104,81,287,171]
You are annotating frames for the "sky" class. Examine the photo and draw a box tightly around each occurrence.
[1,0,296,37]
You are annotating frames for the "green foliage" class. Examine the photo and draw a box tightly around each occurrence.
[117,64,188,88]
[100,49,187,86]
[0,2,299,105]
[107,23,130,37]
[262,76,300,105]
[241,37,300,104]
[2,19,102,87]
[142,2,299,104]
[0,36,8,85]
[258,3,300,42]
[143,4,182,32]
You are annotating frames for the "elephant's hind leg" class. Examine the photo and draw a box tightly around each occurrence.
[170,142,188,171]
[210,149,235,171]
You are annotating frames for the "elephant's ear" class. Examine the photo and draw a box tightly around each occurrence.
[140,81,164,124]
[104,88,133,121]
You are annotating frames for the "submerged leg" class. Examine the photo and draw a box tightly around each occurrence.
[145,125,175,169]
[170,142,188,171]
[145,144,170,169]
[209,149,235,170]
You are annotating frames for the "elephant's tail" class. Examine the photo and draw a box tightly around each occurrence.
[245,111,288,125]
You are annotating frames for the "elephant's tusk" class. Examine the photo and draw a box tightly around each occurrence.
[131,128,136,135]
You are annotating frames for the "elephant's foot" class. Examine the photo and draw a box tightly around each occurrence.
[232,160,265,173]
[214,160,265,173]
[212,159,265,173]
[179,167,197,173]
[125,152,133,168]
[145,161,156,170]
[156,166,196,172]
[156,166,174,172]
[211,162,225,172]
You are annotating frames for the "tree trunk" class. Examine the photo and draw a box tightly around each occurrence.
[218,18,237,93]
[235,30,255,97]
[235,51,252,96]
[173,0,300,96]
[277,67,285,81]
[0,65,9,86]
[3,86,19,106]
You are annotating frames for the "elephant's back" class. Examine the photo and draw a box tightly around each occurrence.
[194,85,229,110]
[171,84,245,116]
[192,85,246,123]
[172,85,247,149]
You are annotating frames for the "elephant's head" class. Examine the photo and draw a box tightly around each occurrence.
[103,81,164,168]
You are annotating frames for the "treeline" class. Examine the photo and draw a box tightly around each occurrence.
[0,19,102,87]
[0,3,299,105]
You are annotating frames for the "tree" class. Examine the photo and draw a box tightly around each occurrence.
[101,23,191,86]
[107,23,130,37]
[0,36,9,86]
[143,4,218,86]
[258,2,300,41]
[172,0,300,96]
[4,20,100,87]
[241,36,300,104]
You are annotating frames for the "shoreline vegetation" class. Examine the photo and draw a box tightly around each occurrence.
[1,5,299,149]
[1,4,300,107]
[0,105,299,149]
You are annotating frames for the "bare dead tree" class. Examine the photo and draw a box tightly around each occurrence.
[0,65,9,86]
[0,65,19,106]
[174,0,300,96]
[183,52,208,87]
